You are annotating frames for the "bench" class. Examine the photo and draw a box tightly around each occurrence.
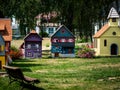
[3,65,40,86]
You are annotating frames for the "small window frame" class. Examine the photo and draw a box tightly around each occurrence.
[112,18,116,22]
[104,40,107,46]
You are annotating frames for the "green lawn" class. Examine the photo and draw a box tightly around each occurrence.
[0,57,120,90]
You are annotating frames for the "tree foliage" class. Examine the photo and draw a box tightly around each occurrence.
[0,0,117,40]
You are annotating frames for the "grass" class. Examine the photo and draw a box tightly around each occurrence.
[11,38,51,49]
[0,57,120,90]
[2,39,120,90]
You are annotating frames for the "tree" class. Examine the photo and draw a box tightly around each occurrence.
[0,0,117,40]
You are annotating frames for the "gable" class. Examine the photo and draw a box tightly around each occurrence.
[102,27,120,37]
[24,33,42,41]
[51,25,75,38]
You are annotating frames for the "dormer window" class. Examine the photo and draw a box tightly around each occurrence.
[112,18,116,22]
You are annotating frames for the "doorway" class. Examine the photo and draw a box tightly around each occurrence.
[54,53,59,57]
[111,44,118,55]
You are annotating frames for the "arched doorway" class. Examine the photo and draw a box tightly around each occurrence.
[111,44,118,55]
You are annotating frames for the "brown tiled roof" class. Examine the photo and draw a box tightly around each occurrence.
[93,24,110,38]
[0,19,12,41]
[0,24,5,30]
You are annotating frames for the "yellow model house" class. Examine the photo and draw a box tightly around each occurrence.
[93,7,120,56]
[0,35,5,69]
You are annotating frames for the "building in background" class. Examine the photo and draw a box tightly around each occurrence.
[12,17,20,39]
[35,11,61,37]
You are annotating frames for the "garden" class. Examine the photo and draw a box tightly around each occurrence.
[0,57,120,90]
[0,39,120,90]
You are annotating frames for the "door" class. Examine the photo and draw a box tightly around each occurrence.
[111,44,118,55]
[55,53,59,57]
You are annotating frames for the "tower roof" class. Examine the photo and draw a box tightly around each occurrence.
[107,7,119,19]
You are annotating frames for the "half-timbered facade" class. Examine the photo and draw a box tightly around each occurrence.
[24,30,42,58]
[51,25,75,57]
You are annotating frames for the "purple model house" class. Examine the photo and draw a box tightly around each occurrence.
[22,30,42,58]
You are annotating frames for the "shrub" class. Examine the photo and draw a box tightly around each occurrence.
[39,31,49,37]
[77,45,95,58]
[9,46,23,60]
[46,43,50,47]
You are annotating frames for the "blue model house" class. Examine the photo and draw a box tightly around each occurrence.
[23,30,42,58]
[51,25,75,57]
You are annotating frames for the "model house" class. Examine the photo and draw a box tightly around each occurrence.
[51,25,75,57]
[0,19,12,68]
[0,34,5,69]
[93,7,120,56]
[21,30,42,58]
[0,19,12,52]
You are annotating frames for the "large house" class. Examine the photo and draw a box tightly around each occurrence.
[93,7,120,56]
[35,11,61,36]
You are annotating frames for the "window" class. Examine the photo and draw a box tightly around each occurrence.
[112,18,116,22]
[27,44,31,49]
[112,32,116,35]
[61,29,65,33]
[56,39,59,42]
[104,40,107,46]
[48,28,54,34]
[27,52,32,56]
[36,44,39,48]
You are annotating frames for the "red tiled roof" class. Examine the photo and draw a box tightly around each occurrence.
[0,19,12,41]
[0,24,5,30]
[93,24,110,38]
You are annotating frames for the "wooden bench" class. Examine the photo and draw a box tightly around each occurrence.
[3,65,40,86]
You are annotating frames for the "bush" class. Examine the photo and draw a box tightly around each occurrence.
[9,46,23,60]
[77,45,95,58]
[46,43,50,47]
[39,31,49,37]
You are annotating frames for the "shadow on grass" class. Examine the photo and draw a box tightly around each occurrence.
[21,83,45,90]
[11,63,46,67]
